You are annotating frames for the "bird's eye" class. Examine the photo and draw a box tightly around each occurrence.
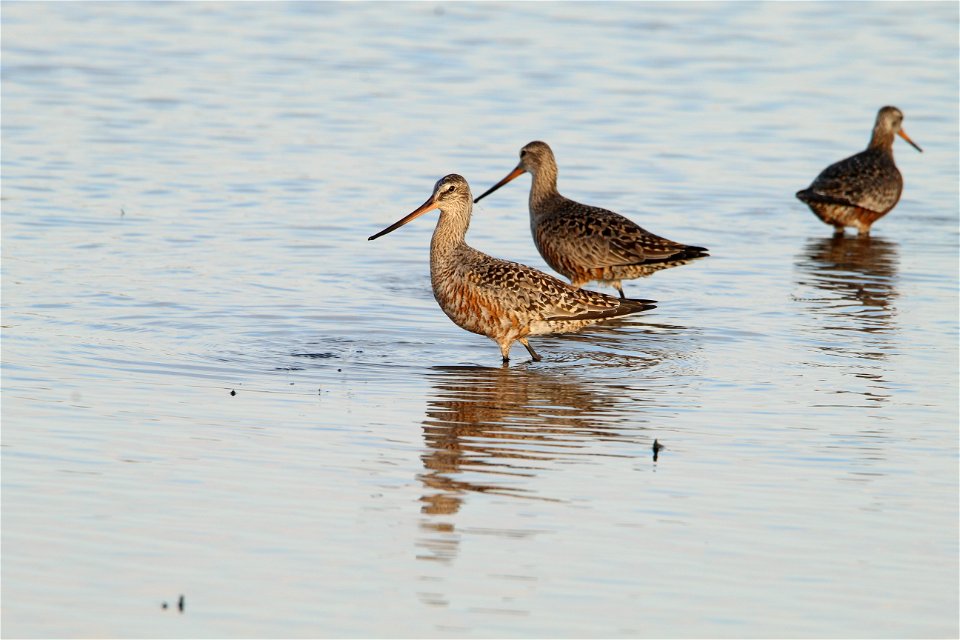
[446,186,455,193]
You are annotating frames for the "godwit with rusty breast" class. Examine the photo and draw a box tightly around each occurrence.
[473,141,708,299]
[796,106,922,236]
[368,174,656,362]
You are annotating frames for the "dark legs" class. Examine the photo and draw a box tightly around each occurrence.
[500,338,542,362]
[519,338,542,362]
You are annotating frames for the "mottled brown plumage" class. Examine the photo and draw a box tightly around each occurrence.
[474,141,708,298]
[797,106,922,236]
[369,174,656,362]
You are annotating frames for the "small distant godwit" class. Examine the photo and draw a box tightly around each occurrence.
[473,141,708,298]
[368,174,656,362]
[797,106,922,236]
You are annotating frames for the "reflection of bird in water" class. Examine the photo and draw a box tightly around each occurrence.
[417,365,642,563]
[796,106,922,236]
[420,365,624,512]
[793,237,901,407]
[794,234,900,398]
[794,235,899,319]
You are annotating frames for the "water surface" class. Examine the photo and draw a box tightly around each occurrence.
[2,2,958,637]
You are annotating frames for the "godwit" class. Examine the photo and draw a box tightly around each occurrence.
[368,174,656,362]
[473,141,708,298]
[796,106,922,236]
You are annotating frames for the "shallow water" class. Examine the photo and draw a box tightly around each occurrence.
[2,2,958,637]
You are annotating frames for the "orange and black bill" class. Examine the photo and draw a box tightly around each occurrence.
[368,195,439,241]
[897,129,922,152]
[473,165,526,204]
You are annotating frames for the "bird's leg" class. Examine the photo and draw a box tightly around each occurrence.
[615,283,625,299]
[519,338,542,362]
[499,341,511,363]
[832,225,846,237]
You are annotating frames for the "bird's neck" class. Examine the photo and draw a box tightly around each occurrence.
[868,126,895,154]
[529,165,560,213]
[430,208,469,261]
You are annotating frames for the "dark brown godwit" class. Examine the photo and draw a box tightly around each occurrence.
[368,174,656,362]
[473,141,708,298]
[796,106,922,236]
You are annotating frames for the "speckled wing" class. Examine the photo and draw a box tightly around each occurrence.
[466,254,654,322]
[799,151,903,215]
[537,201,700,270]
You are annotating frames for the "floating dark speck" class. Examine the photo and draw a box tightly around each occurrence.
[178,594,184,613]
[652,439,664,462]
[230,389,236,396]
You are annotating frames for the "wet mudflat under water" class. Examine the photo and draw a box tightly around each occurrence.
[2,2,958,637]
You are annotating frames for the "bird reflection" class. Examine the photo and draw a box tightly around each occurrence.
[793,235,900,407]
[794,235,899,334]
[416,364,642,564]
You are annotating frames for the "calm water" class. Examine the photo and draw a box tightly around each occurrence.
[2,2,958,637]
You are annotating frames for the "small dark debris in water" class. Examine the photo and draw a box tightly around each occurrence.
[337,368,342,373]
[161,594,184,612]
[292,352,337,359]
[652,439,664,462]
[120,207,126,217]
[230,389,236,396]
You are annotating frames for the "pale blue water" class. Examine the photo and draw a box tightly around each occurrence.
[2,2,958,637]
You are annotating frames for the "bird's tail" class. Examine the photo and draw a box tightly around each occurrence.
[616,297,657,317]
